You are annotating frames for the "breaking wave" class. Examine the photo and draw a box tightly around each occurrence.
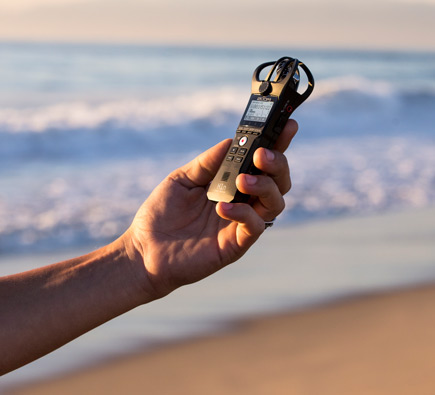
[1,78,434,253]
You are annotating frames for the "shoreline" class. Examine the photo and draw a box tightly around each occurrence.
[2,206,435,393]
[7,283,435,394]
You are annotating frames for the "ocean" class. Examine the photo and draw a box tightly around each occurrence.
[1,43,434,254]
[1,42,435,387]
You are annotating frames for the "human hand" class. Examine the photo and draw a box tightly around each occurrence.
[123,120,298,299]
[0,119,298,374]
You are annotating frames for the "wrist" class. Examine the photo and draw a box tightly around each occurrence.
[115,229,158,304]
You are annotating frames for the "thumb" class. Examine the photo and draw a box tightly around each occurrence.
[177,139,231,188]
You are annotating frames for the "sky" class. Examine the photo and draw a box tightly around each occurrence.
[0,0,434,51]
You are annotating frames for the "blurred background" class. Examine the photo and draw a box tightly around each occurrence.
[1,0,435,390]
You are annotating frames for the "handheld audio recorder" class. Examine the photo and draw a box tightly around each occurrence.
[207,56,314,203]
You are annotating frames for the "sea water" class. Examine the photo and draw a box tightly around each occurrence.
[0,43,434,254]
[1,43,435,387]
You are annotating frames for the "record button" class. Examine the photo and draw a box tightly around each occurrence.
[239,136,248,146]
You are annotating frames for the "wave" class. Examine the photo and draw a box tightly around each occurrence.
[0,88,246,162]
[0,89,247,133]
[0,78,434,162]
[1,133,434,255]
[1,78,434,254]
[297,76,435,138]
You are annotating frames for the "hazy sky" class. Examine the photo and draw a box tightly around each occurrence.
[0,0,434,51]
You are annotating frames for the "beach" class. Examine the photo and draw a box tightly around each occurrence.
[4,207,435,394]
[1,43,434,394]
[1,0,435,388]
[7,287,435,394]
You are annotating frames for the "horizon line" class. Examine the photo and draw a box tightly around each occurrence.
[1,38,435,56]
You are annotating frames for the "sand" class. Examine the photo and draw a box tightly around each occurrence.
[6,284,435,395]
[5,207,435,394]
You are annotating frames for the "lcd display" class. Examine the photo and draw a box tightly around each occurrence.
[244,100,274,123]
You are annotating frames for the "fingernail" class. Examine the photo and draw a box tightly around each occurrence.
[221,202,234,210]
[245,174,257,185]
[265,149,275,162]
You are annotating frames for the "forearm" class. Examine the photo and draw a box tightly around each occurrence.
[0,235,150,375]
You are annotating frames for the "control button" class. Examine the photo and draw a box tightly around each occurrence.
[239,148,247,155]
[235,156,243,163]
[252,132,260,136]
[230,147,238,154]
[226,155,234,161]
[239,136,248,146]
[259,81,272,96]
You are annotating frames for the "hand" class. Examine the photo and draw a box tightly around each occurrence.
[0,119,298,374]
[123,120,298,299]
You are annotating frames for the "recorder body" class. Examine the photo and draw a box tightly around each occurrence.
[207,56,314,203]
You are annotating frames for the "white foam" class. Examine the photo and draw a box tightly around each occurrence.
[0,88,246,133]
[1,79,434,253]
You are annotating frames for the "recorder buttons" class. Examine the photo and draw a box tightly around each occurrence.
[239,136,248,146]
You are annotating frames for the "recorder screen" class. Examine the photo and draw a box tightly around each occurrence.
[243,100,274,123]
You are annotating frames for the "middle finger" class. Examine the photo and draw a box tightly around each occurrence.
[236,174,285,221]
[253,148,292,195]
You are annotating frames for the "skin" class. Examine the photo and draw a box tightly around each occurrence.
[0,120,298,375]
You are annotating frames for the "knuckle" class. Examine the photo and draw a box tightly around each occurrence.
[265,197,285,223]
[284,176,292,194]
[277,195,286,214]
[256,216,266,234]
[277,173,291,195]
[277,152,289,169]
